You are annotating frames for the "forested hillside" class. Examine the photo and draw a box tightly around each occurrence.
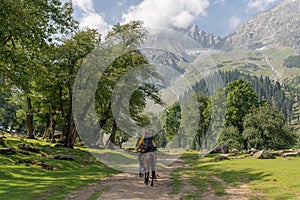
[193,70,295,123]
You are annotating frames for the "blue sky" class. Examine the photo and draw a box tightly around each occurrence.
[71,0,281,37]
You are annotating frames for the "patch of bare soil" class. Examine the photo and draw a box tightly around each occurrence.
[64,160,255,200]
[64,159,193,200]
[201,175,259,200]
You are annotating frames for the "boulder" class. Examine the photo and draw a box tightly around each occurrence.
[17,143,39,153]
[209,144,229,154]
[215,154,230,161]
[36,162,54,170]
[0,147,16,155]
[246,148,258,155]
[282,151,300,158]
[273,150,299,157]
[230,149,240,154]
[253,150,275,159]
[52,154,75,161]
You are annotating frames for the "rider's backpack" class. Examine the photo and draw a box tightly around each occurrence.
[143,137,156,152]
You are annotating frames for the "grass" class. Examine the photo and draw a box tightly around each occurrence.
[0,134,119,200]
[173,151,300,199]
[171,168,183,194]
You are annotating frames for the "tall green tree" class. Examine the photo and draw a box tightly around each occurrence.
[243,104,296,150]
[0,0,77,138]
[56,28,101,148]
[225,79,258,133]
[164,102,181,142]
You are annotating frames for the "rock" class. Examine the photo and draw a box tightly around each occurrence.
[282,152,300,158]
[253,150,276,159]
[273,150,299,157]
[17,143,39,153]
[52,154,75,161]
[36,162,54,170]
[230,149,240,154]
[246,148,258,155]
[0,147,16,155]
[215,154,230,161]
[209,144,229,154]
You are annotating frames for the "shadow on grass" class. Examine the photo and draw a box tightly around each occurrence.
[0,138,119,200]
[176,152,272,198]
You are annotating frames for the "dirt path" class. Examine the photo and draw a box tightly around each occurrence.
[65,159,192,200]
[64,159,253,200]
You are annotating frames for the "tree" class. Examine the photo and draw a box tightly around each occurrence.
[206,88,226,149]
[164,102,181,142]
[56,28,101,148]
[0,0,77,138]
[225,79,258,133]
[93,21,163,148]
[218,126,243,150]
[243,104,296,150]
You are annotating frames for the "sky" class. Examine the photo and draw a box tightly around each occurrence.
[70,0,281,38]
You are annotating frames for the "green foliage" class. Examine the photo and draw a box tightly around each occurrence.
[218,126,243,150]
[243,104,297,150]
[283,55,300,68]
[225,79,258,133]
[164,102,181,141]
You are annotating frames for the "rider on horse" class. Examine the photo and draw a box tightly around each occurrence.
[137,131,157,185]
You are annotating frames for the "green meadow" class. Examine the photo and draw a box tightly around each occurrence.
[172,151,300,200]
[0,135,119,200]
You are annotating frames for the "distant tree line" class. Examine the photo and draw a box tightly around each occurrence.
[283,55,300,68]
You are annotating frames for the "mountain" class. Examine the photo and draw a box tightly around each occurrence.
[224,0,300,51]
[183,24,224,49]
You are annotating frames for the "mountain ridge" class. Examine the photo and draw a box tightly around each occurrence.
[183,0,299,52]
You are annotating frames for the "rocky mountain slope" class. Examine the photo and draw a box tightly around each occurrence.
[224,0,300,51]
[184,24,224,49]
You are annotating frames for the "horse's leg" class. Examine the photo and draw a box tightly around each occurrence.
[150,152,156,186]
[145,172,149,185]
[138,152,144,177]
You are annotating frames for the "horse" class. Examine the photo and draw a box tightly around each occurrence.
[140,151,157,186]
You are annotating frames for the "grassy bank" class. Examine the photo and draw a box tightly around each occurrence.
[0,134,119,200]
[174,151,300,199]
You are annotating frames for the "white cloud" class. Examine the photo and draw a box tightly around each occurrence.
[229,16,241,30]
[80,13,111,35]
[72,0,94,13]
[121,0,210,29]
[72,0,111,36]
[247,0,277,11]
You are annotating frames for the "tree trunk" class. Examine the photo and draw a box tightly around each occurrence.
[26,96,35,139]
[63,81,75,148]
[49,107,56,143]
[42,124,49,140]
[99,129,104,146]
[109,120,117,144]
[71,127,78,147]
